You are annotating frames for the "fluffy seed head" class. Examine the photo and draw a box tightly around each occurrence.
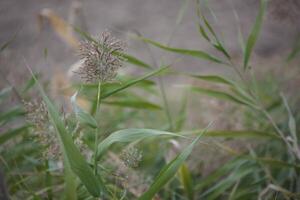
[75,31,126,83]
[23,99,60,159]
[23,98,48,130]
[120,146,142,168]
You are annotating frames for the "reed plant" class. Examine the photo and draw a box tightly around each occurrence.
[0,0,299,199]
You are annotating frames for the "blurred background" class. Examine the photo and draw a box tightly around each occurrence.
[1,0,300,82]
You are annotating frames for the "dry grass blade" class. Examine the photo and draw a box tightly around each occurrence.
[38,8,79,49]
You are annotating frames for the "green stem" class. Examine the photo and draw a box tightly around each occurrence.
[228,59,299,161]
[94,81,102,175]
[140,38,174,131]
[158,78,174,131]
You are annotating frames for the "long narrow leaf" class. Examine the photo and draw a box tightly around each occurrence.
[0,30,18,52]
[96,129,186,160]
[243,0,267,69]
[0,87,12,103]
[189,86,256,108]
[185,74,256,105]
[179,164,194,200]
[140,37,224,64]
[189,74,234,85]
[25,66,107,197]
[204,130,278,139]
[0,107,25,125]
[281,94,297,143]
[71,92,97,129]
[101,66,169,99]
[103,99,161,110]
[138,133,203,200]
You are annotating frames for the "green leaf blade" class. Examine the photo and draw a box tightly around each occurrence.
[138,134,202,200]
[243,0,267,69]
[101,65,169,99]
[96,128,186,160]
[71,92,98,129]
[140,37,224,64]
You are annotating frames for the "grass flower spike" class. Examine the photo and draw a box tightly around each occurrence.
[23,98,49,130]
[76,30,126,83]
[23,99,60,159]
[120,146,143,168]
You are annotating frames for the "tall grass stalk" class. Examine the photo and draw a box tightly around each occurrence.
[94,81,102,175]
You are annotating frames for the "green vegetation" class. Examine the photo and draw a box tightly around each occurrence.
[1,0,299,199]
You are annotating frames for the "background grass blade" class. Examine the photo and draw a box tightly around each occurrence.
[243,0,267,69]
[184,73,256,105]
[101,65,169,99]
[286,36,300,61]
[71,91,97,129]
[203,130,278,139]
[64,161,77,200]
[138,134,203,200]
[103,99,161,110]
[96,129,186,160]
[140,37,224,64]
[0,30,18,52]
[0,125,30,145]
[189,86,256,108]
[0,106,25,126]
[195,0,230,59]
[281,94,297,143]
[188,74,234,85]
[0,87,12,103]
[121,53,152,69]
[179,164,194,200]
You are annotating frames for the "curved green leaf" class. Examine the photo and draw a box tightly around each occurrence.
[71,92,97,129]
[140,37,224,64]
[101,66,169,99]
[96,128,186,160]
[138,133,203,200]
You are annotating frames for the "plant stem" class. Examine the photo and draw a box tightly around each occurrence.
[94,81,102,175]
[158,77,174,131]
[228,59,299,161]
[138,35,174,131]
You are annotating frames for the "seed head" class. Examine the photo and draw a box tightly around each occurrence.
[23,98,48,130]
[23,99,60,160]
[75,31,126,83]
[120,146,142,168]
